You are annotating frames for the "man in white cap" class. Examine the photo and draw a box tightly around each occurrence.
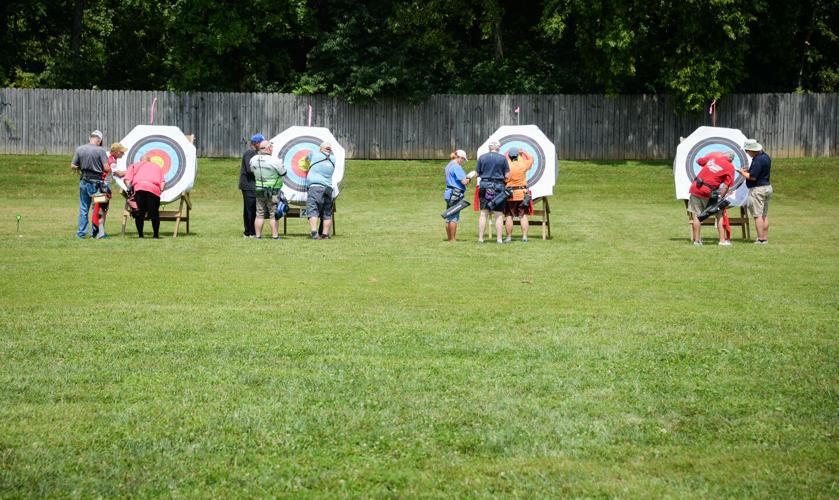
[304,141,336,239]
[443,149,472,242]
[739,139,773,244]
[70,130,109,239]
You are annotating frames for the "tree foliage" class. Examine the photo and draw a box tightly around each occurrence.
[1,0,837,110]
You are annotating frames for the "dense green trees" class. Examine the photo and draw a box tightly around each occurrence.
[1,0,837,110]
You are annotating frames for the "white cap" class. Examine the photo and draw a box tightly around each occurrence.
[91,130,103,140]
[488,141,501,151]
[455,149,467,160]
[320,141,332,149]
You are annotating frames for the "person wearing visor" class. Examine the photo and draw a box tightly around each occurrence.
[304,141,336,239]
[248,140,287,240]
[443,149,472,242]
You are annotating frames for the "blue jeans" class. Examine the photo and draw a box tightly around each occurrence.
[77,179,98,238]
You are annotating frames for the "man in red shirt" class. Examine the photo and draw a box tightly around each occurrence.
[688,151,735,246]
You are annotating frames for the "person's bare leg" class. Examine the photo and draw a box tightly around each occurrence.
[690,216,701,243]
[445,223,452,241]
[255,216,265,238]
[718,217,727,243]
[269,218,279,238]
[309,217,319,234]
[478,210,488,242]
[505,216,513,239]
[449,222,458,241]
[321,219,333,236]
[494,211,504,242]
[756,216,768,240]
[520,215,529,241]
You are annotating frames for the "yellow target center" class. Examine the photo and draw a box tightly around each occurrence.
[150,156,165,168]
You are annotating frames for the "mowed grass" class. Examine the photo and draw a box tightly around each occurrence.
[0,153,837,497]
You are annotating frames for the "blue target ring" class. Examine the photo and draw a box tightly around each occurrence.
[126,135,185,190]
[278,135,321,192]
[498,134,545,188]
[685,137,747,190]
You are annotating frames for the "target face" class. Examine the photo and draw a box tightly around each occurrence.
[269,126,345,204]
[115,125,197,204]
[674,126,749,206]
[477,125,556,199]
[277,135,323,192]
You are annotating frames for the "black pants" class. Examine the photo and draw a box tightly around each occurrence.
[134,190,161,238]
[242,190,257,236]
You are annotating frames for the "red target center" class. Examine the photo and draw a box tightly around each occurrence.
[146,148,172,175]
[290,149,313,178]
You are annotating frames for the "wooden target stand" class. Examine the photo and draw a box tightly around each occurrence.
[282,201,336,236]
[683,200,750,240]
[120,190,192,237]
[485,197,552,240]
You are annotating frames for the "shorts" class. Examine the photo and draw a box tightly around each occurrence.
[479,184,504,211]
[687,195,710,216]
[255,193,279,219]
[503,199,528,218]
[306,184,334,220]
[747,185,772,218]
[444,197,461,223]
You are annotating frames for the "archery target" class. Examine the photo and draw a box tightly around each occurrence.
[476,125,557,199]
[115,125,197,204]
[674,126,749,206]
[269,126,345,203]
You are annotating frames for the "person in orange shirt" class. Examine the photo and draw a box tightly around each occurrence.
[503,149,533,242]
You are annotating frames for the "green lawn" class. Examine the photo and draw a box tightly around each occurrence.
[1,154,837,497]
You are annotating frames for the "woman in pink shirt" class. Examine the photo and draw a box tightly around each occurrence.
[125,155,166,238]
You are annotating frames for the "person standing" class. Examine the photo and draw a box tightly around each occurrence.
[476,141,510,244]
[739,139,772,244]
[240,134,264,237]
[443,149,472,242]
[305,142,336,240]
[503,149,534,243]
[687,151,735,246]
[91,142,127,239]
[249,140,287,240]
[70,130,109,239]
[125,155,166,238]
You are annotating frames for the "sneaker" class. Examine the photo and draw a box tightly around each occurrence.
[319,234,330,240]
[521,238,528,243]
[719,240,732,246]
[310,234,320,240]
[96,233,109,239]
[504,236,512,243]
[755,240,768,245]
[478,239,484,244]
[693,241,703,246]
[272,236,281,240]
[496,239,504,244]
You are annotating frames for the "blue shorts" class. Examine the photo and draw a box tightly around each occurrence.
[444,197,461,223]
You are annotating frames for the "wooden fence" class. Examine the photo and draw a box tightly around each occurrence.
[0,89,836,159]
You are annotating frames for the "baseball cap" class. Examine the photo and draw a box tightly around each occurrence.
[110,142,127,153]
[320,141,332,149]
[455,149,467,160]
[250,133,265,143]
[91,130,103,140]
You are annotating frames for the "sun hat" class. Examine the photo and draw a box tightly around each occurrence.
[110,142,127,153]
[250,133,265,143]
[743,139,763,151]
[455,149,467,160]
[90,130,103,140]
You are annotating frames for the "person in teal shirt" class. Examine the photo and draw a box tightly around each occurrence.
[248,140,287,239]
[305,142,336,239]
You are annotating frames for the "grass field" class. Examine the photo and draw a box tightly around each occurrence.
[1,154,837,497]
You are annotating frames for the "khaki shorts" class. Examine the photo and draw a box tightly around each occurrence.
[747,185,772,218]
[255,193,279,219]
[687,195,709,216]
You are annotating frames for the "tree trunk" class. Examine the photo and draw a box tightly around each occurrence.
[70,0,84,86]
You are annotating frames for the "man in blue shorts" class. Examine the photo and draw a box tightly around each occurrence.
[476,141,510,243]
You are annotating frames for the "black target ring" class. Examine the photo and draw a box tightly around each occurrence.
[126,134,187,191]
[685,137,747,190]
[499,134,546,188]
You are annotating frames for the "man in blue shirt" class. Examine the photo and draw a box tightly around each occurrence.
[739,139,773,244]
[475,141,510,243]
[305,141,336,239]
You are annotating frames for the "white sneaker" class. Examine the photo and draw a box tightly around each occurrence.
[754,240,768,245]
[719,240,732,246]
[693,241,703,246]
[504,236,512,243]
